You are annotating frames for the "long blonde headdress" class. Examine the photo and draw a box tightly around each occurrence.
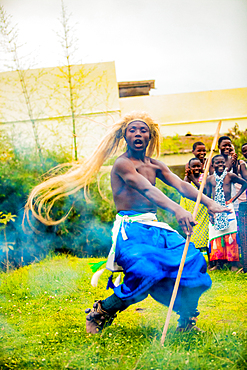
[24,111,161,226]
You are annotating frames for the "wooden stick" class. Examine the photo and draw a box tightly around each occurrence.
[160,121,222,345]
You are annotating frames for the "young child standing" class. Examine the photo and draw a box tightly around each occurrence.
[206,155,247,271]
[240,143,247,181]
[230,144,247,203]
[209,136,233,175]
[242,143,247,161]
[185,141,207,176]
[180,158,209,255]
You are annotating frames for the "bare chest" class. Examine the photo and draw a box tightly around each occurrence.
[211,176,232,196]
[134,161,157,185]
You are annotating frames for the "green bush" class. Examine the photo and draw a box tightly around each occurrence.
[0,133,116,269]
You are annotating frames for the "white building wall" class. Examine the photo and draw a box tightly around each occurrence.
[119,87,247,136]
[0,62,121,158]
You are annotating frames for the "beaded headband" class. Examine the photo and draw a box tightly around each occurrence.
[127,119,149,127]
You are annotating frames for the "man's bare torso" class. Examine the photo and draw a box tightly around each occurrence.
[111,153,161,213]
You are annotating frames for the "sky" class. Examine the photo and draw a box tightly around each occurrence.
[1,0,247,95]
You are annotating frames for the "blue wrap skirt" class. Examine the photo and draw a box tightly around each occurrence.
[113,211,212,302]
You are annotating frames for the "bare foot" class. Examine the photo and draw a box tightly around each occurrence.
[209,266,220,271]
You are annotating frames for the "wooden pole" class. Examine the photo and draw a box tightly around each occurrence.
[160,121,222,345]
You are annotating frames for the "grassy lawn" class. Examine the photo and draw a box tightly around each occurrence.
[0,255,246,369]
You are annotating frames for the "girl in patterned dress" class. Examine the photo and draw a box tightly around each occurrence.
[206,155,247,271]
[180,158,210,260]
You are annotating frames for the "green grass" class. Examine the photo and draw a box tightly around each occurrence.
[160,135,215,155]
[0,255,246,369]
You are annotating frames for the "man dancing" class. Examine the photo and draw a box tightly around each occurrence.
[83,113,228,333]
[24,112,229,334]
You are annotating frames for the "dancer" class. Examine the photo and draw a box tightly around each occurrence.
[180,158,210,258]
[24,112,229,334]
[206,155,247,271]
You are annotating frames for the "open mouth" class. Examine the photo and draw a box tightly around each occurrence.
[134,139,143,147]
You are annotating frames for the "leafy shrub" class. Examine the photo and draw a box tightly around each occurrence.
[0,132,116,269]
[228,123,247,158]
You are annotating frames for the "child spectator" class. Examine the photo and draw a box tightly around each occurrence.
[218,136,235,171]
[180,158,210,261]
[185,142,207,176]
[230,144,247,203]
[206,155,247,271]
[242,143,247,160]
[229,144,239,175]
[209,136,234,175]
[240,143,247,181]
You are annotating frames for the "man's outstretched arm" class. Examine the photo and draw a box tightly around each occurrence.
[156,160,230,216]
[114,157,196,235]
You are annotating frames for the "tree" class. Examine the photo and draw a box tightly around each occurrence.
[0,5,44,164]
[53,1,115,161]
[57,0,79,161]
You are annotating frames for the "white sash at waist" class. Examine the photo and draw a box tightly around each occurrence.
[106,212,177,272]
